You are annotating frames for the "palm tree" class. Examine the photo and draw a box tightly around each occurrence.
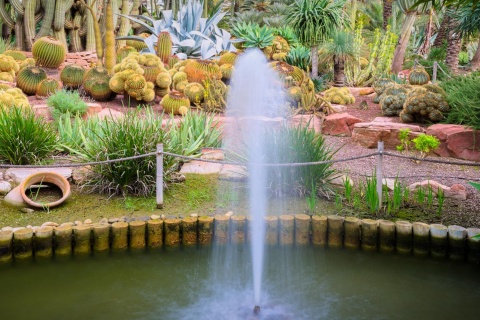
[456,4,480,70]
[319,30,356,86]
[391,0,430,74]
[286,0,345,79]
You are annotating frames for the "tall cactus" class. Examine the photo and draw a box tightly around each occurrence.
[156,31,172,65]
[116,0,132,48]
[36,0,56,40]
[54,0,74,31]
[23,0,36,50]
[80,0,104,66]
[105,0,116,74]
[69,10,85,52]
[85,0,98,51]
[0,0,15,30]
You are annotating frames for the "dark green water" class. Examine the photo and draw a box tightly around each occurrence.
[0,246,479,320]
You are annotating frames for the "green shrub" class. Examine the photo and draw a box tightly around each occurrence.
[440,75,480,130]
[0,107,57,165]
[47,89,89,121]
[427,46,447,61]
[412,134,440,159]
[56,112,104,153]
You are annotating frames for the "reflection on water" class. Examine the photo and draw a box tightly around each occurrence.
[0,246,479,320]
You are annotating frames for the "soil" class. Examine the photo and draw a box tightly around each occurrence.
[12,86,479,229]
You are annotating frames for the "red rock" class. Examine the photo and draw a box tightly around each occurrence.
[96,108,124,120]
[426,124,480,161]
[323,113,363,137]
[287,114,323,133]
[32,104,51,119]
[86,102,102,115]
[352,120,424,149]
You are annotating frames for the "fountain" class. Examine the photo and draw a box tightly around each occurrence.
[225,48,287,314]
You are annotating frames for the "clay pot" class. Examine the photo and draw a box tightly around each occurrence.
[20,172,71,208]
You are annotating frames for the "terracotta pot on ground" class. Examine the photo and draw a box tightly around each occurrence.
[19,172,71,208]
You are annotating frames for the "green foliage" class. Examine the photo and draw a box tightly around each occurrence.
[412,134,440,158]
[285,46,311,71]
[0,107,57,165]
[427,46,447,61]
[286,0,345,47]
[364,174,379,213]
[440,74,480,130]
[231,23,275,49]
[64,109,222,196]
[469,181,480,191]
[47,89,89,121]
[458,51,469,66]
[345,24,398,86]
[380,83,412,116]
[56,113,103,153]
[272,26,299,47]
[396,128,412,151]
[0,37,13,54]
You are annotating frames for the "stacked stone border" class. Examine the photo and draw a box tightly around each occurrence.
[1,215,479,264]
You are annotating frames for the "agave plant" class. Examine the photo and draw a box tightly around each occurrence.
[230,22,275,49]
[117,0,237,59]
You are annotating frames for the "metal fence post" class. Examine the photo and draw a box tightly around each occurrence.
[432,61,438,84]
[156,144,164,209]
[376,141,384,210]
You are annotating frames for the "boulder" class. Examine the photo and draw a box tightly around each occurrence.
[287,114,323,133]
[179,160,223,175]
[408,180,467,201]
[2,186,26,208]
[426,124,480,161]
[330,104,347,113]
[201,148,224,160]
[323,113,363,137]
[96,108,124,120]
[352,118,424,149]
[85,103,103,117]
[0,180,12,195]
[5,168,72,185]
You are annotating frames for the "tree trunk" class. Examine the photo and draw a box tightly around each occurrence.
[418,8,433,56]
[311,45,319,79]
[391,13,417,75]
[470,37,480,70]
[383,0,393,30]
[433,13,450,48]
[333,58,345,87]
[446,31,461,75]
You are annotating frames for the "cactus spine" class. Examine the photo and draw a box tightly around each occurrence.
[105,0,116,74]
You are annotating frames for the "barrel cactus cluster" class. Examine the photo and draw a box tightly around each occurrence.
[374,79,449,123]
[83,66,115,102]
[0,87,30,109]
[0,54,19,82]
[323,87,356,105]
[373,78,396,103]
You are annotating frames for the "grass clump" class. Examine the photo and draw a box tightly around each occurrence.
[440,75,480,130]
[0,107,57,165]
[47,89,89,120]
[66,109,222,196]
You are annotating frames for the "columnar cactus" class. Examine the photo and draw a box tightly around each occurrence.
[156,31,172,65]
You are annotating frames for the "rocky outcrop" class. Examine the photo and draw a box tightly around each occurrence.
[323,113,363,137]
[351,117,424,149]
[287,114,323,133]
[426,124,480,162]
[408,180,468,201]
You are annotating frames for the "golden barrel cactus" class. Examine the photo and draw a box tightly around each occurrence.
[32,36,66,69]
[160,92,190,115]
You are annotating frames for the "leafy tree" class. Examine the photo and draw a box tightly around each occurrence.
[286,0,346,79]
[319,30,356,87]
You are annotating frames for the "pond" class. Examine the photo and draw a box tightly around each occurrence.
[0,245,479,319]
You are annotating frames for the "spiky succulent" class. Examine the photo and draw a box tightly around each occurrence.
[84,78,116,102]
[32,36,66,69]
[0,54,20,73]
[323,87,355,105]
[160,92,190,115]
[60,65,86,89]
[117,46,137,62]
[157,31,173,64]
[286,86,302,104]
[270,61,304,85]
[400,86,449,123]
[16,66,48,95]
[184,82,205,104]
[263,36,290,61]
[155,72,172,89]
[408,66,430,85]
[373,78,396,103]
[36,78,63,97]
[184,60,222,83]
[126,33,149,51]
[0,88,30,109]
[220,64,234,81]
[219,52,238,66]
[0,72,14,82]
[3,50,26,61]
[380,84,413,116]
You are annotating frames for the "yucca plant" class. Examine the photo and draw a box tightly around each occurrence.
[0,107,57,165]
[286,0,345,79]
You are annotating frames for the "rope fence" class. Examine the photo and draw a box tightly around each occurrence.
[0,142,478,208]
